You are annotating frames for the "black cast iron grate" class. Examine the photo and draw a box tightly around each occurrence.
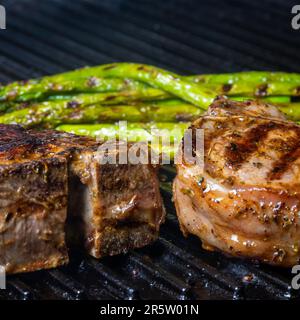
[0,0,299,300]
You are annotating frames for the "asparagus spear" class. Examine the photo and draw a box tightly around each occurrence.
[231,96,291,103]
[207,82,300,97]
[1,63,300,103]
[34,82,300,100]
[0,94,296,129]
[0,99,201,128]
[192,71,300,84]
[57,123,152,141]
[0,77,161,102]
[1,63,215,108]
[56,122,188,140]
[0,63,300,105]
[0,88,171,115]
[52,63,215,108]
[56,122,189,160]
[0,86,293,121]
[278,103,300,121]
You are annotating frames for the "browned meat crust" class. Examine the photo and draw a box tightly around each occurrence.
[68,141,165,258]
[174,98,300,267]
[0,125,71,273]
[0,125,165,273]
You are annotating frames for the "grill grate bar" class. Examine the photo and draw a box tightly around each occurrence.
[7,278,36,300]
[47,270,86,300]
[41,275,77,300]
[128,0,298,71]
[127,251,193,299]
[37,0,202,73]
[0,60,32,83]
[236,264,300,299]
[175,0,300,65]
[55,0,241,73]
[115,1,270,71]
[229,0,292,18]
[183,0,300,62]
[157,237,244,299]
[215,4,300,50]
[85,258,139,300]
[0,33,64,75]
[123,0,274,70]
[9,7,113,67]
[26,3,168,69]
[0,52,43,81]
[6,24,86,71]
[7,21,103,71]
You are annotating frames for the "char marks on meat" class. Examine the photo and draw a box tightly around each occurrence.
[0,125,165,273]
[174,98,300,267]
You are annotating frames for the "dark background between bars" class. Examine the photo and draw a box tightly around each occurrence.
[0,0,300,300]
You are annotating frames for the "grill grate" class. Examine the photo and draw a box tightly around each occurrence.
[0,0,300,300]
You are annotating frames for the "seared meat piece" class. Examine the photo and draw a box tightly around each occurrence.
[0,125,70,273]
[174,98,300,267]
[0,125,165,273]
[68,141,165,258]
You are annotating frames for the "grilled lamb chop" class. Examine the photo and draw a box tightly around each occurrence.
[0,125,164,273]
[174,97,300,267]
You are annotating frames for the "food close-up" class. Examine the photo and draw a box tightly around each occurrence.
[0,0,300,308]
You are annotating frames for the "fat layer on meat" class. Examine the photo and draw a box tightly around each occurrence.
[174,98,300,267]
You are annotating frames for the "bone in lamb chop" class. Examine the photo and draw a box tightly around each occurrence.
[0,125,165,274]
[174,97,300,267]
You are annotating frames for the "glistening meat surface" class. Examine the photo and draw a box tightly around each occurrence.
[174,98,300,267]
[0,125,165,273]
